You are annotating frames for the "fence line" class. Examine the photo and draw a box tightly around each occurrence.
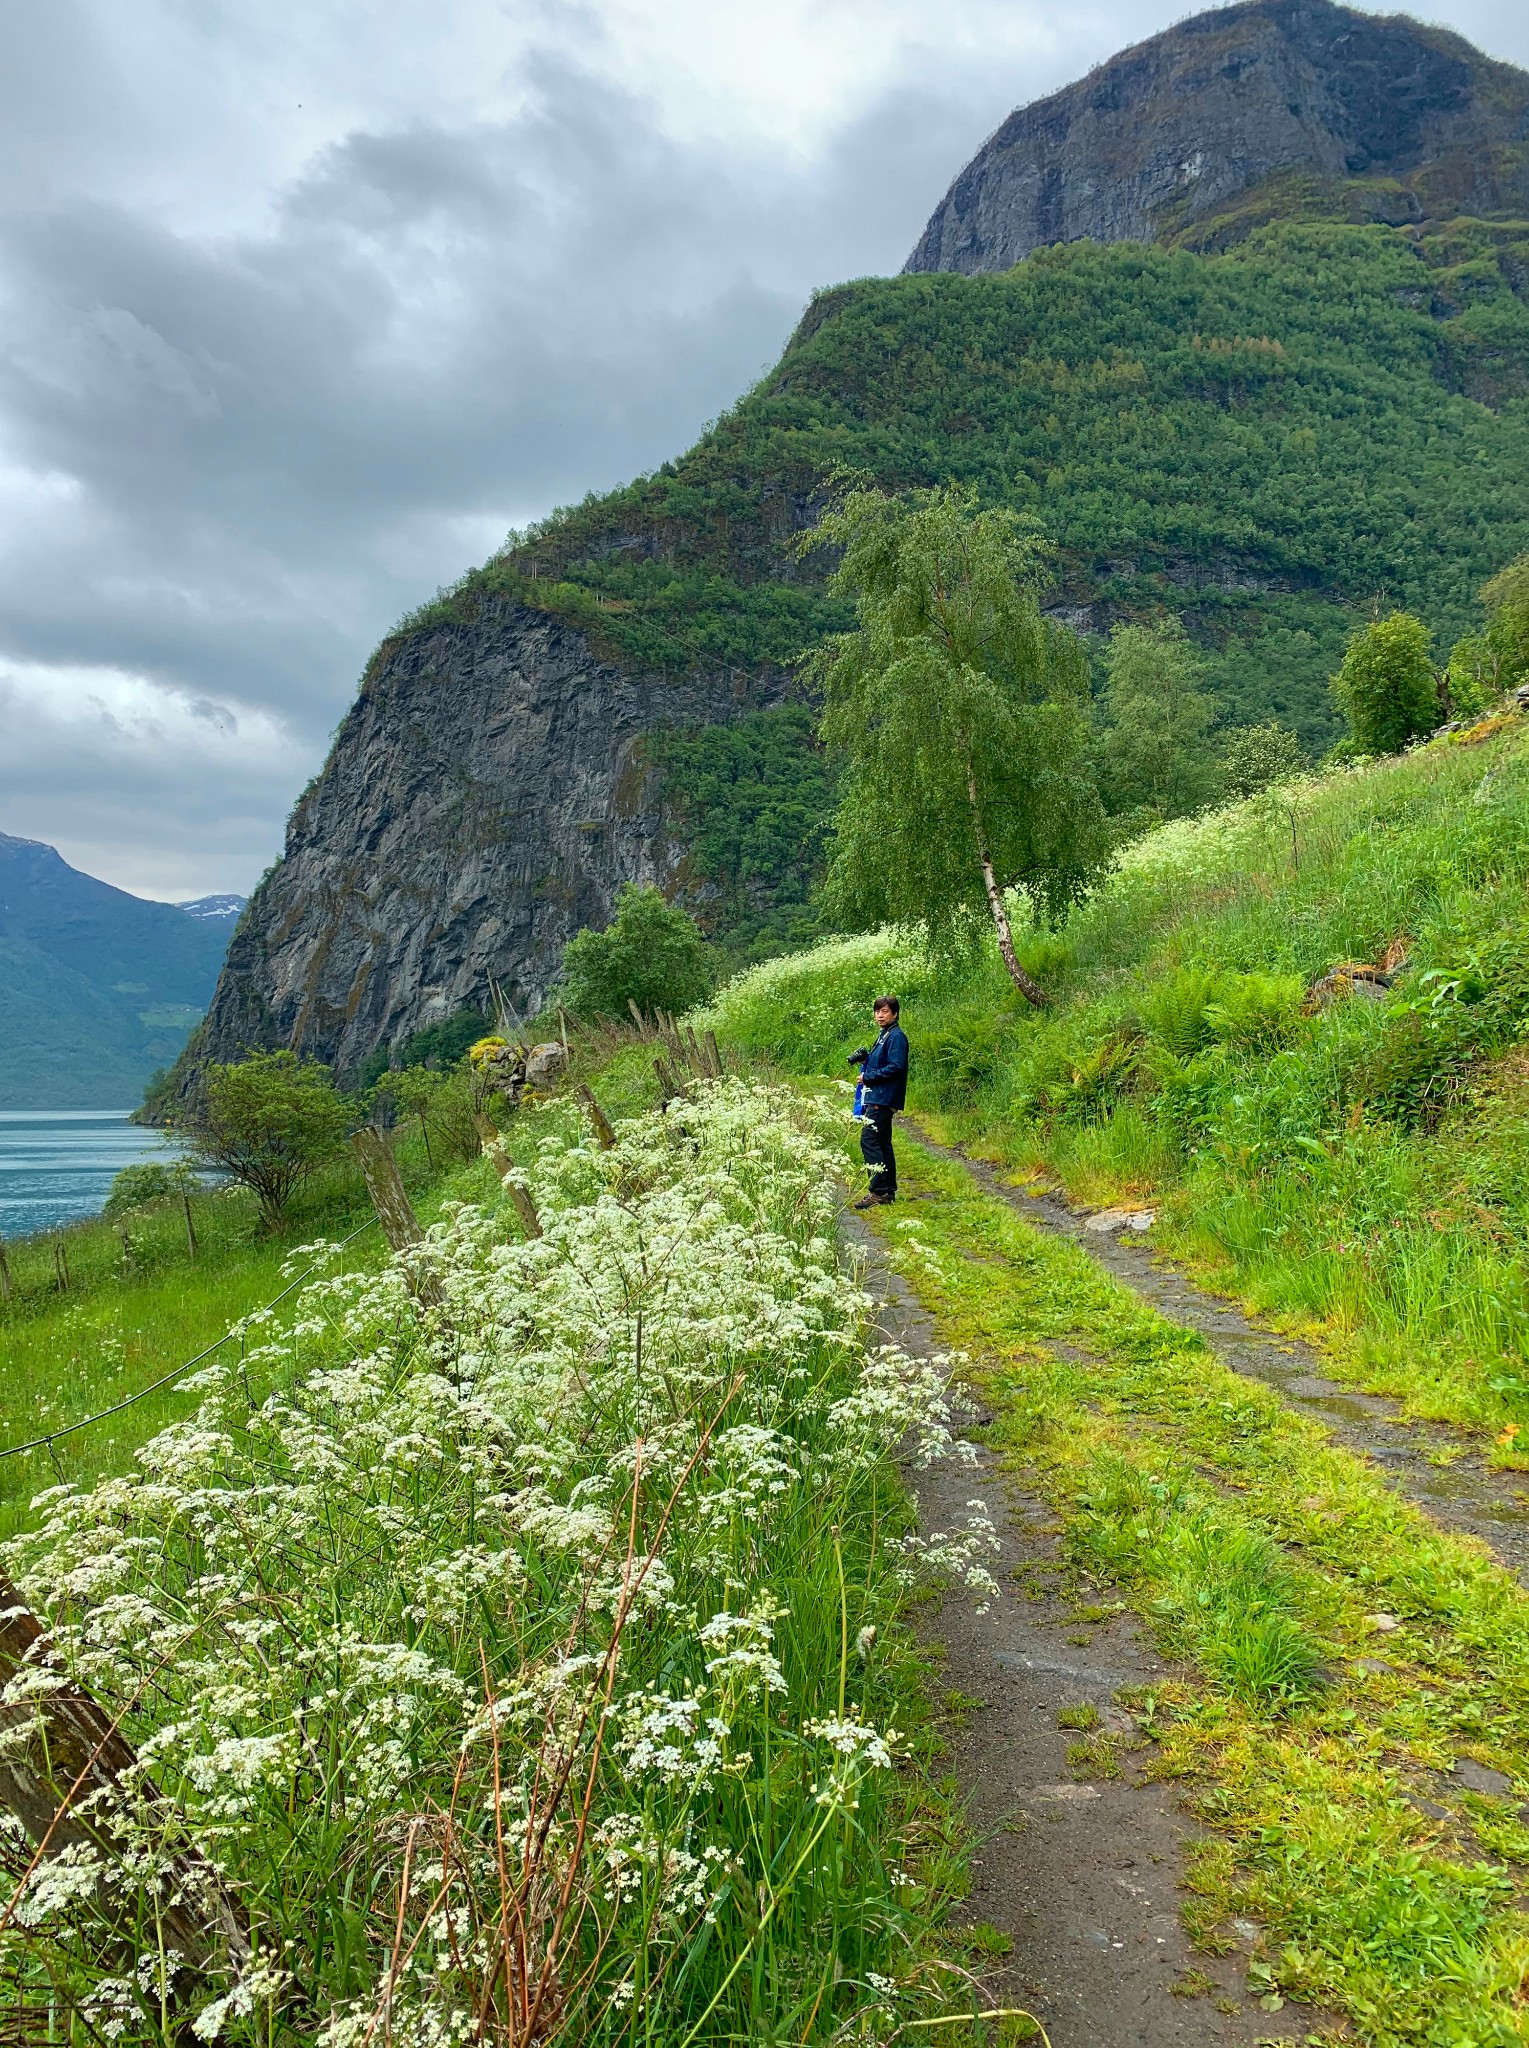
[0,1219,379,1464]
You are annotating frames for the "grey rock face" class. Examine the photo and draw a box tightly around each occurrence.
[195,601,769,1082]
[906,0,1529,276]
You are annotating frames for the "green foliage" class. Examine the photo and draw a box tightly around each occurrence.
[1332,612,1440,755]
[1097,619,1219,823]
[363,223,1529,958]
[806,483,1105,991]
[1442,634,1499,720]
[1220,721,1305,799]
[708,722,1529,1440]
[559,883,713,1021]
[645,704,838,959]
[175,1051,355,1226]
[370,1062,481,1165]
[426,227,1529,743]
[354,1007,490,1091]
[101,1160,190,1217]
[1482,549,1529,688]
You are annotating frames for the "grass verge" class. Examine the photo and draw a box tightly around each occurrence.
[704,724,1529,1459]
[864,1129,1529,2046]
[1,1080,1001,2045]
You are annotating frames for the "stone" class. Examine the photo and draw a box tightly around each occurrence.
[1451,1757,1514,1797]
[905,0,1529,278]
[180,601,778,1089]
[524,1042,569,1091]
[1365,1612,1401,1632]
[1084,1207,1156,1233]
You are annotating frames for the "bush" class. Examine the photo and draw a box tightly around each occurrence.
[175,1051,355,1226]
[559,884,713,1021]
[102,1160,183,1217]
[1220,722,1305,800]
[1332,613,1441,756]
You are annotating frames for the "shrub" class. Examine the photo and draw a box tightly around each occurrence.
[1483,550,1529,689]
[1220,721,1305,800]
[559,884,713,1021]
[174,1051,355,1226]
[355,1007,490,1091]
[1331,613,1441,756]
[102,1160,183,1217]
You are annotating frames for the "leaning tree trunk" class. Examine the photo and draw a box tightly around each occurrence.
[0,1573,249,1997]
[966,762,1050,1008]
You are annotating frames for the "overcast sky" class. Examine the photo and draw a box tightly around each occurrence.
[2,0,1526,900]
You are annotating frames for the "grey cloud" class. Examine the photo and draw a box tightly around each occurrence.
[2,1,1524,897]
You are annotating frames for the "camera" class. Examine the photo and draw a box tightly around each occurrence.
[848,1046,870,1066]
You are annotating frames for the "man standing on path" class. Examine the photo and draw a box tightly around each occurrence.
[852,996,909,1210]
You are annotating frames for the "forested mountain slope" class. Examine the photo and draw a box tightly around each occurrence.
[184,15,1529,1087]
[0,835,237,1107]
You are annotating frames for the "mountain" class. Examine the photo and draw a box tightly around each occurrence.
[0,834,236,1109]
[176,2,1529,1091]
[906,0,1529,276]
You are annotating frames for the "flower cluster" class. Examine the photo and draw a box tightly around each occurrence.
[2,1077,979,2044]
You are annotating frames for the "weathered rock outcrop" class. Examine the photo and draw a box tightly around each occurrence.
[905,0,1529,275]
[194,602,769,1080]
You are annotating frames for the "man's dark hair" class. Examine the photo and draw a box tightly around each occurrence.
[874,994,900,1017]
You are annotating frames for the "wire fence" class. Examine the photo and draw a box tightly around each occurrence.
[0,1219,378,1465]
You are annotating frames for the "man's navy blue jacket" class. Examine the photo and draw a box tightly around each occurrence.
[860,1025,909,1111]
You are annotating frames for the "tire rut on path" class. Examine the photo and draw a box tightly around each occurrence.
[906,1123,1529,1583]
[849,1218,1320,2048]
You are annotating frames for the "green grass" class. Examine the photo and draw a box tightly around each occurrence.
[0,1079,1011,2045]
[0,1131,493,1536]
[861,1130,1529,2044]
[707,722,1529,1452]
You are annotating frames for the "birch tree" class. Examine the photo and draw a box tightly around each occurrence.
[804,483,1104,1007]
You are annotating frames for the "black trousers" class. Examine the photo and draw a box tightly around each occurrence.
[860,1106,897,1198]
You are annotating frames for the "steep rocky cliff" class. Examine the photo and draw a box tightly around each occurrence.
[906,0,1529,275]
[192,602,772,1079]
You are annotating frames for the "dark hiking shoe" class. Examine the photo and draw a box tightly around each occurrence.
[852,1195,877,1210]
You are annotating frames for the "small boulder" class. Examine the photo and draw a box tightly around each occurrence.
[524,1041,569,1091]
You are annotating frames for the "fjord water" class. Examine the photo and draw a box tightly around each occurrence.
[0,1111,182,1237]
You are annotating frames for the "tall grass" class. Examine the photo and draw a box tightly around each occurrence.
[706,725,1529,1443]
[1,1080,983,2044]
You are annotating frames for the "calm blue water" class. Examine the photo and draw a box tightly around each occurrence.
[0,1112,185,1238]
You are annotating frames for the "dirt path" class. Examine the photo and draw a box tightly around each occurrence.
[850,1220,1320,2047]
[906,1123,1529,1583]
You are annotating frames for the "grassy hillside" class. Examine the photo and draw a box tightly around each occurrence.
[375,217,1529,951]
[705,715,1529,1450]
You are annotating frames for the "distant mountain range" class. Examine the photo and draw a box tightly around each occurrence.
[0,833,244,1109]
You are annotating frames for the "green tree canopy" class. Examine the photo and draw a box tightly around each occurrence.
[1483,551,1529,690]
[805,483,1105,1006]
[175,1051,354,1226]
[1220,721,1305,801]
[1332,612,1441,756]
[1096,619,1220,825]
[558,884,713,1021]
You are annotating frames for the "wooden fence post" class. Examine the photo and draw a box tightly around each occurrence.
[476,1125,543,1240]
[576,1084,617,1150]
[350,1129,444,1308]
[0,1235,12,1304]
[182,1191,199,1262]
[0,1572,248,1987]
